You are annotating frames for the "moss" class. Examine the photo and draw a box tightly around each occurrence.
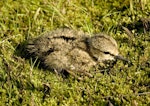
[0,0,150,105]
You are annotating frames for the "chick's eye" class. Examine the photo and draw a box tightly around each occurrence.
[103,51,110,54]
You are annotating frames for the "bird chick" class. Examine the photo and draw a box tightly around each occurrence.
[26,28,125,80]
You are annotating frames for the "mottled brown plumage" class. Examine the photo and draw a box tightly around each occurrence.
[26,28,123,80]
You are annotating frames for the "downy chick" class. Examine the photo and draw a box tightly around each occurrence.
[26,28,126,80]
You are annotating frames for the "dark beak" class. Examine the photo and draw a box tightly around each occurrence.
[114,55,130,63]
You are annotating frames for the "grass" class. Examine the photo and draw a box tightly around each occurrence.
[0,0,150,105]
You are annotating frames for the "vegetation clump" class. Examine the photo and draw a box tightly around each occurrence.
[0,0,150,105]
